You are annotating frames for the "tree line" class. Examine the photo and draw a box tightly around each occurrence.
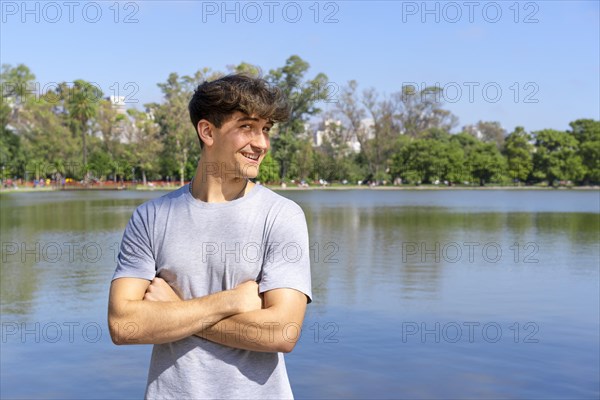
[1,57,598,187]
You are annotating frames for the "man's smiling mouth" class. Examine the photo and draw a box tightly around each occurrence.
[241,152,260,161]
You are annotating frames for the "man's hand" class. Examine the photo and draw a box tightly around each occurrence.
[196,288,308,353]
[143,278,263,314]
[231,280,263,313]
[144,277,182,302]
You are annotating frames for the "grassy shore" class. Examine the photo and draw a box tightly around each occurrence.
[269,184,600,191]
[1,183,599,193]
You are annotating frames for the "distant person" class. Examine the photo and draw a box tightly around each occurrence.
[108,74,312,399]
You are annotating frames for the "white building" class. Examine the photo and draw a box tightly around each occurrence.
[345,118,375,154]
[311,118,369,155]
[109,95,127,115]
[313,118,342,147]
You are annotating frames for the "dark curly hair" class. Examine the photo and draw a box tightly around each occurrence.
[189,74,290,148]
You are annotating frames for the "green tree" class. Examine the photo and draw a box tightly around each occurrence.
[228,62,262,76]
[468,142,506,186]
[399,84,458,137]
[568,119,600,184]
[126,109,163,185]
[336,81,403,180]
[1,63,36,123]
[0,96,17,174]
[533,129,585,186]
[287,138,315,181]
[463,121,506,149]
[450,132,506,186]
[267,55,329,180]
[335,80,366,174]
[0,121,23,181]
[503,126,533,184]
[417,127,451,141]
[150,69,217,185]
[87,148,113,181]
[361,88,402,181]
[92,99,130,182]
[391,139,454,184]
[0,64,35,177]
[95,99,126,156]
[315,117,360,182]
[256,151,280,183]
[61,80,103,167]
[18,96,79,180]
[443,139,466,184]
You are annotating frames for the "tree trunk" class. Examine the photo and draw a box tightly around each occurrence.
[82,121,87,167]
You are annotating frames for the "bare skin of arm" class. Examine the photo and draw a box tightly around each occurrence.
[144,278,308,353]
[107,277,262,345]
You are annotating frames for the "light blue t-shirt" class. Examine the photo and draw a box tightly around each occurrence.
[112,183,312,399]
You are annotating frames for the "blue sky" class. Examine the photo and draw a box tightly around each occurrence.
[1,0,599,133]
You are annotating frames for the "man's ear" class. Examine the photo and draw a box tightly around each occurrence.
[197,120,215,148]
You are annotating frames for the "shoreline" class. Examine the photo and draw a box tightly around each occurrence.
[1,184,599,194]
[268,185,600,191]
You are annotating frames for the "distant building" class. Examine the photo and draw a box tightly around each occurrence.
[462,124,483,140]
[109,95,127,115]
[359,118,375,140]
[345,118,375,154]
[311,118,367,154]
[313,118,342,147]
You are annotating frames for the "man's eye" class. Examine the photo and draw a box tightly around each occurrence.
[263,127,271,133]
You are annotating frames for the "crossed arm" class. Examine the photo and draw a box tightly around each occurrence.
[108,277,308,353]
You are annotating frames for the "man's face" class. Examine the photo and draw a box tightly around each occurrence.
[207,111,273,180]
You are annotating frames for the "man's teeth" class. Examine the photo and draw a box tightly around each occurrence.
[242,153,259,161]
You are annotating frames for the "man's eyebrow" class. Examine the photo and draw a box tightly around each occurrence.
[236,116,260,122]
[236,116,274,126]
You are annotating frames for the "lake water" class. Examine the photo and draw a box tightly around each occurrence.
[1,188,599,399]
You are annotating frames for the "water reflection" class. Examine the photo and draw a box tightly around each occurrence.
[300,196,599,313]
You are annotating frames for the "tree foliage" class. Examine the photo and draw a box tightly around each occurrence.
[0,62,597,188]
[503,126,533,183]
[267,55,329,180]
[533,129,585,185]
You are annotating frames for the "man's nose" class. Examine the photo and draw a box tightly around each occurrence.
[252,131,269,151]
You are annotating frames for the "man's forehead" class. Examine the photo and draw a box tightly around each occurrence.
[229,111,273,125]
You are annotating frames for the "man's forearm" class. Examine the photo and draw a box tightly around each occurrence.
[195,308,301,353]
[109,278,262,345]
[109,288,241,345]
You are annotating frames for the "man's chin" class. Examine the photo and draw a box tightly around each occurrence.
[240,163,260,179]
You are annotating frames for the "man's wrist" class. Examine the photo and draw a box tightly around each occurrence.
[220,289,245,316]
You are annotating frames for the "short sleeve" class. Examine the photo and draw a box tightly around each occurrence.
[259,209,313,303]
[112,206,156,281]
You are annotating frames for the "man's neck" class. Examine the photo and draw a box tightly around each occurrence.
[190,159,253,203]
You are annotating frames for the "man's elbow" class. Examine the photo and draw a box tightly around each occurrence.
[110,331,126,346]
[274,327,301,353]
[277,340,297,353]
[108,308,141,345]
[108,315,127,345]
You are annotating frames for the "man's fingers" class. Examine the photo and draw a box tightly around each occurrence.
[144,277,181,302]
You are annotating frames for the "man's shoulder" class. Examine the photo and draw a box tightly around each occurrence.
[131,185,188,218]
[253,184,305,217]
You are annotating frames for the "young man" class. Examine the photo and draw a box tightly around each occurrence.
[108,74,312,399]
